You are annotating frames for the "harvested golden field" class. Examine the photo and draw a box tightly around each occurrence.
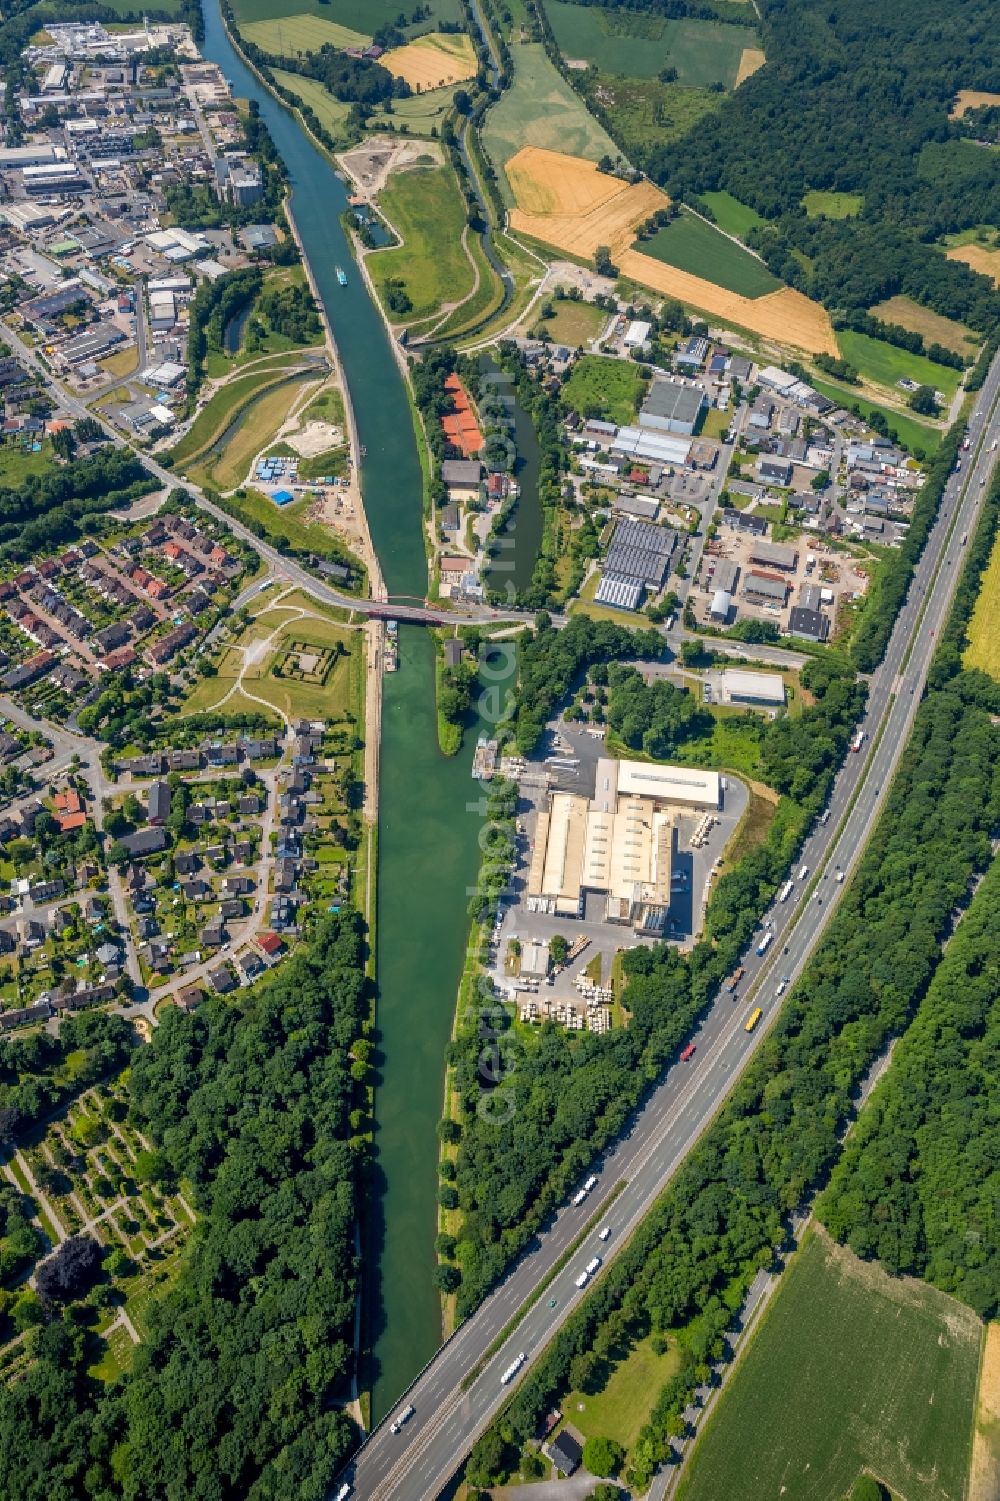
[947,243,1000,286]
[735,46,765,85]
[382,31,477,91]
[507,146,668,258]
[617,249,838,352]
[969,1322,1000,1501]
[949,89,1000,118]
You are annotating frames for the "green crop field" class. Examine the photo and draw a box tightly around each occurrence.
[231,0,460,32]
[808,375,941,455]
[837,329,963,398]
[370,163,476,323]
[802,188,865,218]
[482,42,618,201]
[241,14,369,52]
[680,1231,981,1501]
[637,210,782,297]
[271,70,351,140]
[561,354,647,425]
[543,0,752,88]
[700,189,763,240]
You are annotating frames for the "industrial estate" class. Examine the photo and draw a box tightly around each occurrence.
[0,1,999,1501]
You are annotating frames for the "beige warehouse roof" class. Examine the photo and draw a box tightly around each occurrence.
[609,757,721,809]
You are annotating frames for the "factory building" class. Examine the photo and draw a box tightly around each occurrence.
[526,758,719,935]
[717,669,786,708]
[639,379,706,436]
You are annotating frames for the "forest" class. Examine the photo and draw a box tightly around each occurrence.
[447,648,865,1313]
[0,911,368,1501]
[580,0,1000,328]
[0,450,154,564]
[466,661,1000,1489]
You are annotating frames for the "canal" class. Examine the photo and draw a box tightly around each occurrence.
[200,0,484,1420]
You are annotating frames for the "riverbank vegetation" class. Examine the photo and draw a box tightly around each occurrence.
[0,912,369,1501]
[435,635,479,755]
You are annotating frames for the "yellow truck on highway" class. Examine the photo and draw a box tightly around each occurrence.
[745,1007,763,1032]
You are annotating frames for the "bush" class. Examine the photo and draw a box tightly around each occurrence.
[582,1436,624,1478]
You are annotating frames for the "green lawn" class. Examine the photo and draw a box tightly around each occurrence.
[0,437,56,483]
[562,1335,682,1452]
[367,83,462,136]
[802,189,864,219]
[679,1230,981,1501]
[271,69,352,140]
[544,1,752,87]
[836,329,963,399]
[637,210,782,298]
[700,190,764,240]
[809,375,942,456]
[532,297,610,346]
[231,0,460,32]
[561,354,647,425]
[482,42,619,203]
[370,163,476,323]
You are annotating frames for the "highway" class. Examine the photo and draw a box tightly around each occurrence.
[338,348,1000,1501]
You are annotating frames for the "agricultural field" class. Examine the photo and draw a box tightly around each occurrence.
[802,188,864,218]
[230,0,460,33]
[963,529,1000,679]
[271,69,351,140]
[507,145,667,261]
[808,375,941,455]
[637,210,782,297]
[382,31,477,91]
[700,189,763,240]
[836,328,963,399]
[482,43,619,203]
[869,294,979,356]
[531,296,609,345]
[950,89,1000,118]
[543,0,754,89]
[946,241,1000,286]
[679,1230,981,1501]
[370,162,476,323]
[239,12,368,51]
[561,354,647,425]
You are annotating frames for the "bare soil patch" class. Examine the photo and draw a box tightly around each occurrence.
[735,46,766,85]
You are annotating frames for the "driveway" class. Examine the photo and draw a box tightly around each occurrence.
[491,1474,624,1501]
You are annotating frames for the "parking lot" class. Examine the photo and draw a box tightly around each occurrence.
[488,724,748,1025]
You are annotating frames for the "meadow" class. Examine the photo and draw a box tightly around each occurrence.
[679,1230,981,1501]
[561,354,646,424]
[802,188,864,218]
[637,210,782,297]
[271,69,351,141]
[700,189,763,239]
[367,83,461,136]
[531,296,609,345]
[543,0,752,88]
[836,328,963,399]
[808,375,941,455]
[169,360,321,488]
[231,0,460,31]
[869,294,978,355]
[240,13,368,51]
[370,163,476,323]
[561,1334,682,1453]
[963,529,1000,679]
[482,43,618,203]
[583,75,721,159]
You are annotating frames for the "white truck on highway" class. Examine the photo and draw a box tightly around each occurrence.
[778,879,793,902]
[798,864,809,881]
[572,1174,598,1206]
[501,1353,526,1386]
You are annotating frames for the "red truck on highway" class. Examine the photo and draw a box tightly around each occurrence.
[725,967,744,992]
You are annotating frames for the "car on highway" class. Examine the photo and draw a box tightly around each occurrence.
[598,1225,611,1241]
[836,869,845,883]
[334,1485,351,1501]
[680,1042,696,1061]
[390,1404,415,1435]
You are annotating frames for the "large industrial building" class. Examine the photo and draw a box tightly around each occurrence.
[639,380,706,436]
[526,758,719,935]
[717,669,786,708]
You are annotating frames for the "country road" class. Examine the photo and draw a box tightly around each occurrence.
[336,349,1000,1501]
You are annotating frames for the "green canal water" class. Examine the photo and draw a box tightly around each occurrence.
[201,0,490,1418]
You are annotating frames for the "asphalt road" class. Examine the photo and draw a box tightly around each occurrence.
[339,351,1000,1501]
